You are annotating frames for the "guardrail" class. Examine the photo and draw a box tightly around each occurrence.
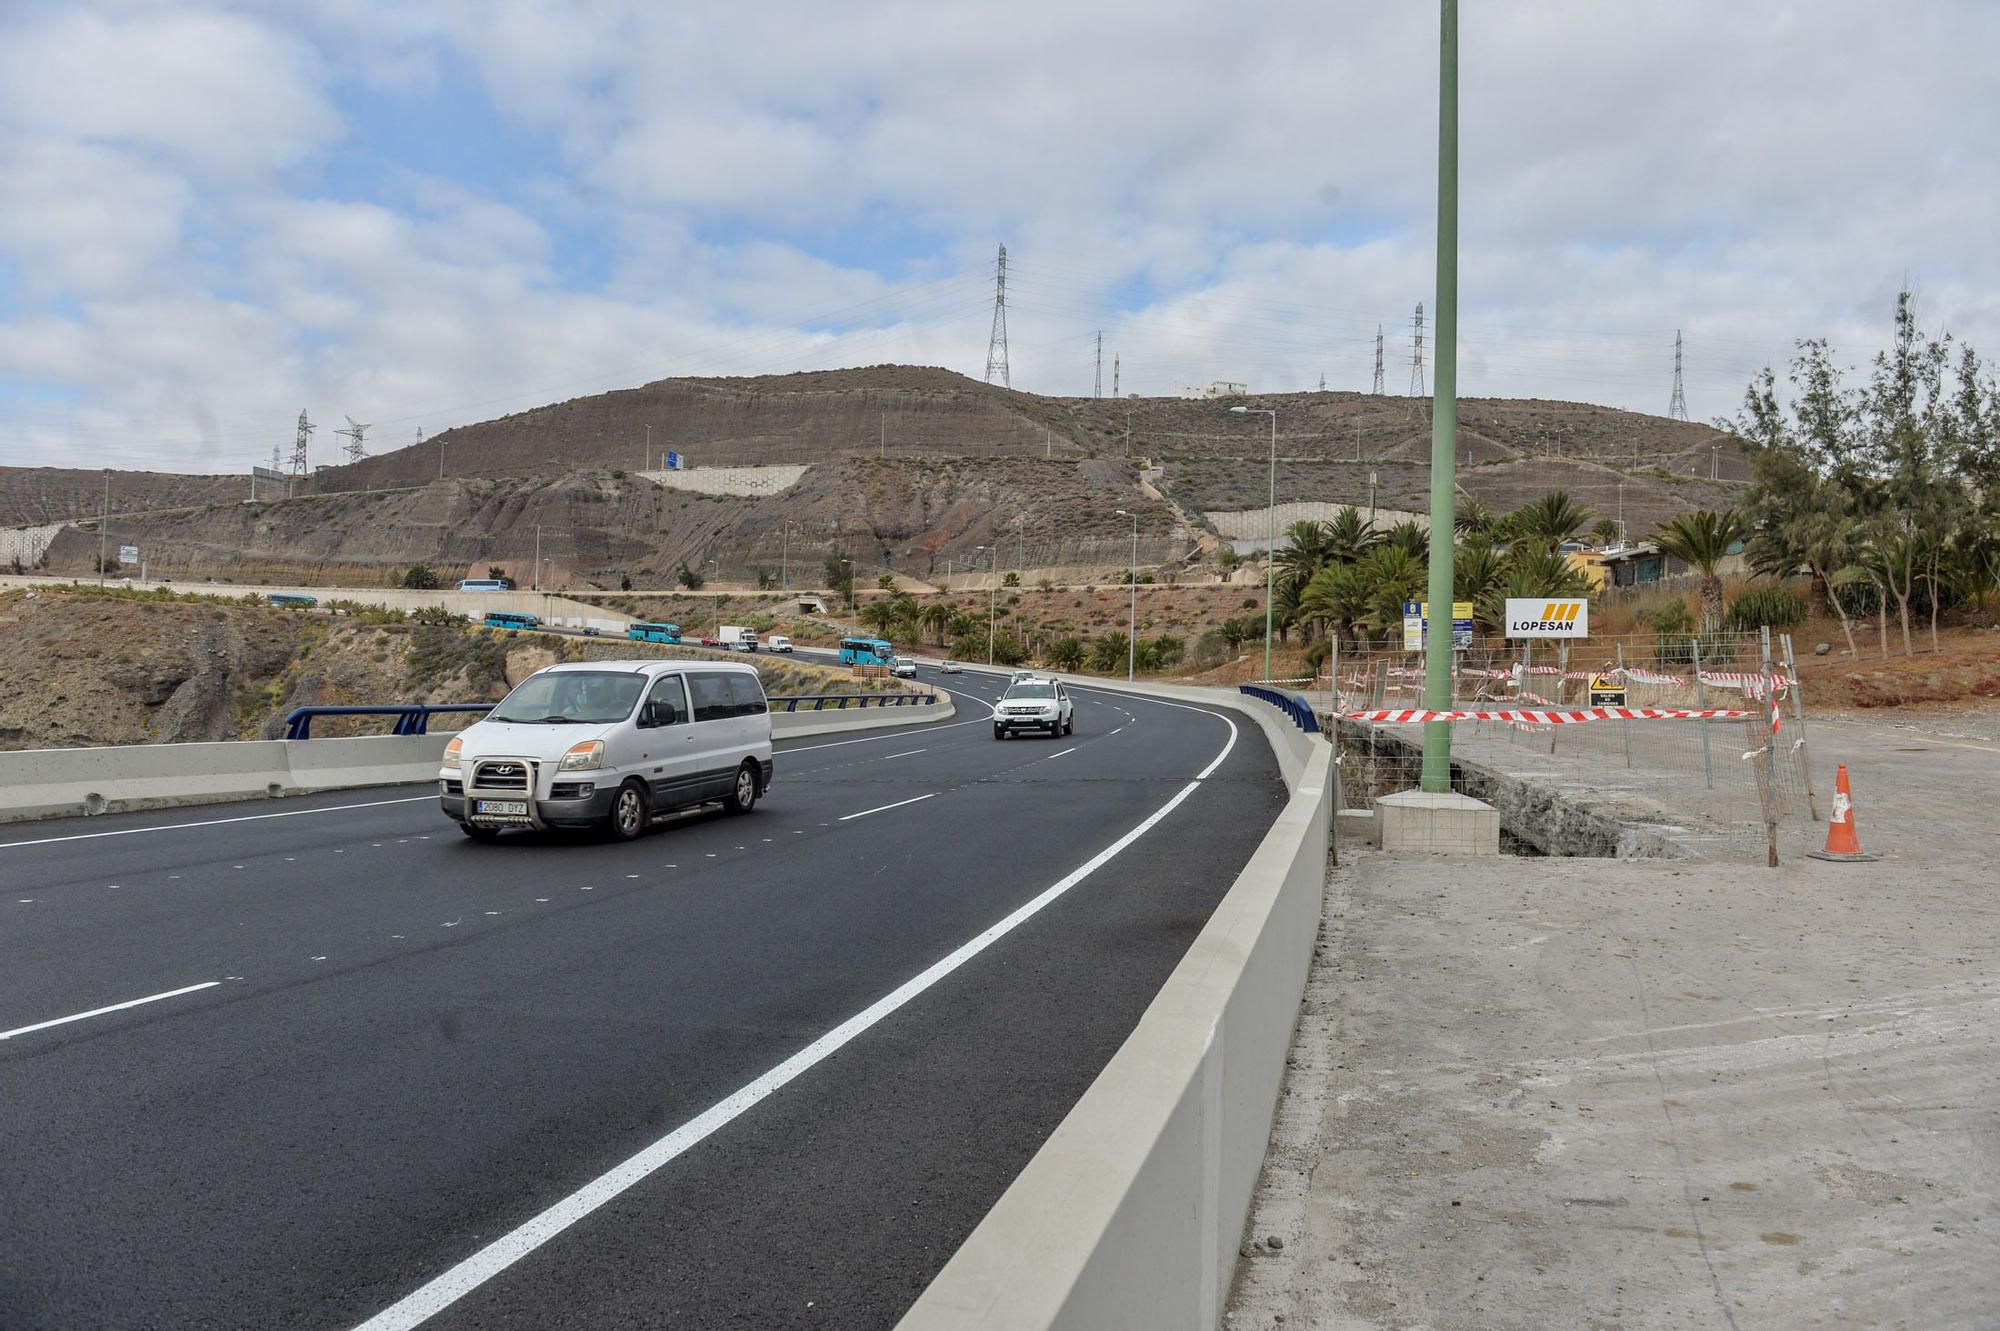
[283,703,495,740]
[1238,682,1321,734]
[768,691,936,712]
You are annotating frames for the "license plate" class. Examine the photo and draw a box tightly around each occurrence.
[475,800,528,816]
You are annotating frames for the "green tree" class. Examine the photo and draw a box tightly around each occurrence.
[1380,520,1428,561]
[859,600,900,638]
[918,601,952,646]
[1046,636,1086,671]
[1323,506,1380,563]
[876,572,896,591]
[1652,508,1745,630]
[677,563,704,590]
[1002,570,1021,588]
[1588,518,1622,547]
[486,566,510,585]
[1453,494,1495,536]
[400,564,442,590]
[1510,490,1595,551]
[1087,631,1128,673]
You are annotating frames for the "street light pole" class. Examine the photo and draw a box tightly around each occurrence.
[1419,0,1461,794]
[780,521,789,590]
[1116,508,1138,681]
[1230,405,1279,679]
[533,523,542,592]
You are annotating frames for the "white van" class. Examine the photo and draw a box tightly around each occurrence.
[441,659,773,840]
[766,634,793,653]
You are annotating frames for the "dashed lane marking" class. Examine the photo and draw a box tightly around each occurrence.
[1,980,222,1042]
[836,793,938,822]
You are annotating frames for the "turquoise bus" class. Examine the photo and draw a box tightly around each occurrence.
[268,593,318,609]
[627,621,681,644]
[484,611,540,631]
[838,636,894,666]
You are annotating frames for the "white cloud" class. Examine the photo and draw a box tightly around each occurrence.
[2,0,1998,473]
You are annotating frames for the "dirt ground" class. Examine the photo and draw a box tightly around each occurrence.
[1226,712,2000,1330]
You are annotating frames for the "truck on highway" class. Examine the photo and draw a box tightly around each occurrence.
[718,625,759,652]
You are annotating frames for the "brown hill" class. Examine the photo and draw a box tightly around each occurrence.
[14,366,1750,586]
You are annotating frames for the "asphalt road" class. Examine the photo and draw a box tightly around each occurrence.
[0,665,1284,1330]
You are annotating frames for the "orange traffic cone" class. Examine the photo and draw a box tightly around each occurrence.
[1807,764,1880,862]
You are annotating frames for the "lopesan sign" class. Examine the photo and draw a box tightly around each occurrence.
[1505,597,1589,638]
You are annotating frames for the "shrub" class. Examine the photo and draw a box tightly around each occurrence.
[677,563,704,590]
[1725,584,1809,632]
[1002,571,1021,588]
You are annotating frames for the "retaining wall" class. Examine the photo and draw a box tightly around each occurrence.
[897,672,1331,1330]
[0,735,450,824]
[638,464,809,497]
[770,696,954,739]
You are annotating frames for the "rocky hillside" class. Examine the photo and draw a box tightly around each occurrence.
[12,366,1751,588]
[0,588,883,751]
[0,467,254,527]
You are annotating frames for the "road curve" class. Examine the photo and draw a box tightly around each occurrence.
[0,665,1284,1330]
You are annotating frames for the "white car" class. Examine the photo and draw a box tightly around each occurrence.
[993,678,1074,739]
[891,656,918,678]
[939,660,963,674]
[442,659,773,840]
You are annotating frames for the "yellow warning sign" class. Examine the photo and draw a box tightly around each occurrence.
[1588,672,1626,707]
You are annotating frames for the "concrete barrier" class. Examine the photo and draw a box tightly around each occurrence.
[0,734,450,824]
[771,696,954,739]
[896,677,1331,1331]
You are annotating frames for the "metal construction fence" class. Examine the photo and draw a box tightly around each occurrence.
[1257,628,1825,859]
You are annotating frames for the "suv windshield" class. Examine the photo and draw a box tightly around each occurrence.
[1005,683,1056,700]
[489,671,647,724]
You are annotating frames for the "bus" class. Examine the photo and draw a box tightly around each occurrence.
[484,611,540,632]
[627,621,681,644]
[267,593,317,609]
[838,636,894,666]
[458,578,510,591]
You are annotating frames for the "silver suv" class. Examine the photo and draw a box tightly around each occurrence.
[993,678,1073,739]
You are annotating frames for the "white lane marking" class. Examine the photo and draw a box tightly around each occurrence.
[1,980,221,1041]
[881,748,928,760]
[346,706,1237,1331]
[837,793,939,822]
[0,796,436,850]
[1108,726,1125,736]
[1045,747,1076,759]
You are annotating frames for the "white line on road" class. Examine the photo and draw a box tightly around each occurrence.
[0,796,436,850]
[0,981,221,1041]
[881,748,928,759]
[837,793,938,821]
[347,706,1238,1331]
[1045,747,1076,759]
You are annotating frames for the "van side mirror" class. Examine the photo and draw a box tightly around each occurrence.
[643,699,679,727]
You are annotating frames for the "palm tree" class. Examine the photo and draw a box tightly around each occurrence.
[1454,493,1495,536]
[1588,517,1623,547]
[1323,506,1380,563]
[1653,508,1745,630]
[1298,562,1372,647]
[859,600,899,639]
[918,601,952,646]
[1355,545,1427,641]
[1453,537,1508,625]
[1381,520,1428,561]
[1511,490,1596,551]
[1047,636,1085,671]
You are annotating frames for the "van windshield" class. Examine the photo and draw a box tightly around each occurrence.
[489,671,646,724]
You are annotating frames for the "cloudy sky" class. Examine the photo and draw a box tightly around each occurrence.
[2,0,1994,474]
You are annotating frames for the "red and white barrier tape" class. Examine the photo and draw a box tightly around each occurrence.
[1341,707,1754,724]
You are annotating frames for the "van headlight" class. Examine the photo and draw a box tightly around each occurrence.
[559,740,604,771]
[442,736,463,771]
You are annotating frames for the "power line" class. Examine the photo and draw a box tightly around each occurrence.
[983,243,1010,388]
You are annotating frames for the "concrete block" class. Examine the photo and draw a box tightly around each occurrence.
[1336,807,1379,847]
[1376,789,1500,856]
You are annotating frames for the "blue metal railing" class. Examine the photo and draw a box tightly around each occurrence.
[768,692,938,713]
[1238,683,1321,734]
[283,703,496,740]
